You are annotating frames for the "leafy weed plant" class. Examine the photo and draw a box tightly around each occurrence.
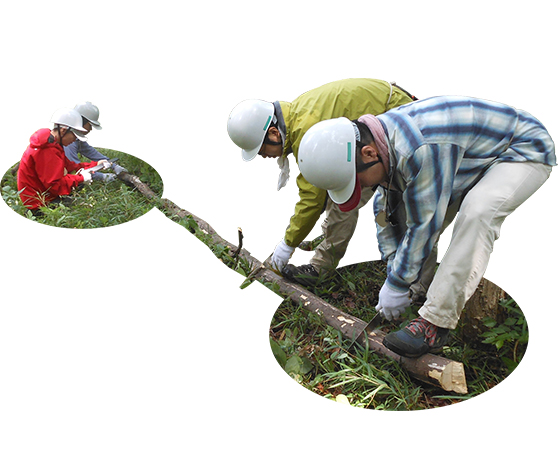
[480,298,528,372]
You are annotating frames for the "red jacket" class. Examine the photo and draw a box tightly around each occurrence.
[17,129,98,209]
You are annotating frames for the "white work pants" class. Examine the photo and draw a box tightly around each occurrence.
[420,161,552,329]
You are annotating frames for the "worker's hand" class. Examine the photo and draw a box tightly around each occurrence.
[270,239,295,273]
[375,282,411,321]
[77,168,92,184]
[96,173,116,183]
[112,163,128,175]
[97,159,111,169]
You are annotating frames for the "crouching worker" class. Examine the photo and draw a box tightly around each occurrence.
[17,107,111,216]
[64,101,127,181]
[298,96,555,358]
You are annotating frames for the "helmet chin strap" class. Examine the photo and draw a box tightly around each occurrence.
[356,154,382,173]
[263,134,282,146]
[355,135,383,173]
[263,121,284,146]
[55,125,71,146]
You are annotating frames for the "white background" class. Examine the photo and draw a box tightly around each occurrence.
[0,1,556,454]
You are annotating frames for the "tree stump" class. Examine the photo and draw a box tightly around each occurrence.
[461,278,507,342]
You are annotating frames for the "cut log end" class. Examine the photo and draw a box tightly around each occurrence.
[360,330,468,394]
[426,360,468,395]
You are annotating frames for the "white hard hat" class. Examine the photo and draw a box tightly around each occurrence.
[298,117,360,211]
[227,99,275,161]
[50,108,88,141]
[74,101,102,130]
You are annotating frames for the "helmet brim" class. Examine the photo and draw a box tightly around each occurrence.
[241,146,260,162]
[72,129,89,142]
[329,173,359,212]
[86,118,102,130]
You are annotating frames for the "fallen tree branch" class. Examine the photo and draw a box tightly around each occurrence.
[118,172,468,394]
[251,265,467,394]
[117,171,160,198]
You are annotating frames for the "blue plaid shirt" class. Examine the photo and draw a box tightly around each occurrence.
[375,96,555,291]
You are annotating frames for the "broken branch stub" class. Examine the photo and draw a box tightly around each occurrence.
[120,173,468,395]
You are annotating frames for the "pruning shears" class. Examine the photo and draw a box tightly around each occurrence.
[86,158,119,173]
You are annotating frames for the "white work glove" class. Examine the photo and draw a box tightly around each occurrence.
[77,168,92,184]
[112,163,128,175]
[375,282,411,321]
[270,239,295,272]
[97,159,111,169]
[99,173,117,183]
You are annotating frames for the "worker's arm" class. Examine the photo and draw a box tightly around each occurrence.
[284,172,327,247]
[384,144,459,292]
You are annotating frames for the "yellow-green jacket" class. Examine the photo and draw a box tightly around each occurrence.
[279,78,415,247]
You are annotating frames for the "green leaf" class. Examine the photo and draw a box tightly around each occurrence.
[285,355,314,376]
[270,339,287,368]
[300,357,314,375]
[501,357,518,373]
[239,279,252,289]
[284,356,301,375]
[493,326,508,334]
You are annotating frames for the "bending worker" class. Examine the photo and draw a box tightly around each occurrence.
[17,107,111,215]
[297,96,555,358]
[227,78,417,286]
[64,101,127,181]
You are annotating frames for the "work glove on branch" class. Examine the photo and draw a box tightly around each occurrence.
[93,173,117,183]
[375,282,411,321]
[111,163,128,175]
[270,239,295,273]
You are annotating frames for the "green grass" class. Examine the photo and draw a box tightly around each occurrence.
[2,150,527,410]
[270,260,528,410]
[1,148,163,228]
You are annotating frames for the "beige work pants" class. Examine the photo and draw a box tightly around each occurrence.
[311,186,376,271]
[420,161,552,329]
